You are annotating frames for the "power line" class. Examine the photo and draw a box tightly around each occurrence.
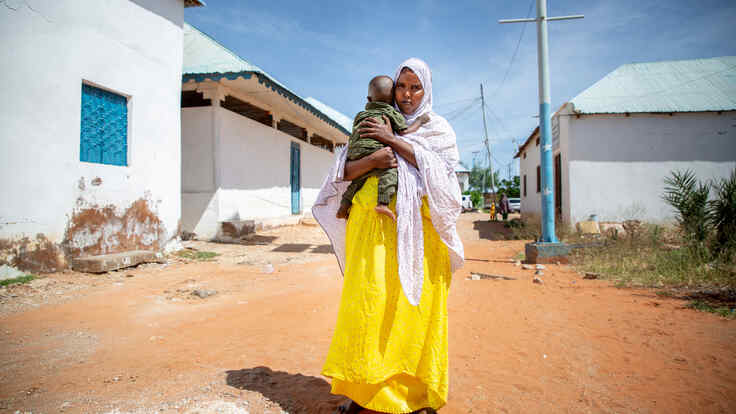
[488,0,535,99]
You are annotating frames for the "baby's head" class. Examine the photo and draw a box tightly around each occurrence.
[367,75,394,105]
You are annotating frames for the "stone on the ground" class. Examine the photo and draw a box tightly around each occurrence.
[300,216,319,227]
[522,264,534,270]
[525,242,571,264]
[470,272,517,280]
[600,222,626,238]
[262,263,275,274]
[535,264,545,270]
[535,269,544,276]
[0,264,25,281]
[71,250,165,273]
[583,272,599,279]
[192,289,217,299]
[533,276,544,284]
[514,260,521,266]
[217,220,256,242]
[576,221,601,235]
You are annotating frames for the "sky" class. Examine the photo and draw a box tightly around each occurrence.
[185,0,736,179]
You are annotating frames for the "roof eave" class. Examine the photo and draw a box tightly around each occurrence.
[514,126,539,159]
[182,71,351,137]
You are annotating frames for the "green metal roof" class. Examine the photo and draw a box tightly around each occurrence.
[304,97,353,132]
[570,56,736,114]
[182,23,350,136]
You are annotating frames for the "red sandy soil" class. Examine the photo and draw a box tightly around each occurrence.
[0,212,734,413]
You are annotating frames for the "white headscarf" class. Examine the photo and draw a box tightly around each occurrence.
[312,58,465,306]
[393,57,433,125]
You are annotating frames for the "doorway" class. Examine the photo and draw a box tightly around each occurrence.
[290,142,301,214]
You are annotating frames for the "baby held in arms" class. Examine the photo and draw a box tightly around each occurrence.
[336,75,429,221]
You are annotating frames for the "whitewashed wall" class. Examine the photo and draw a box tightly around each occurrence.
[0,1,185,259]
[457,172,470,192]
[567,112,736,224]
[519,135,542,220]
[181,107,219,239]
[181,106,336,238]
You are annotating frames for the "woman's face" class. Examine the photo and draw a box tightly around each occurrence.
[394,68,424,115]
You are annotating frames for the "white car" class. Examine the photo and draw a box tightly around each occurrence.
[508,197,521,213]
[461,195,474,212]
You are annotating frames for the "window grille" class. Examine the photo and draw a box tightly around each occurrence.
[80,83,128,166]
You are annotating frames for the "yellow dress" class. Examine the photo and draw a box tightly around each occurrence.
[322,177,451,413]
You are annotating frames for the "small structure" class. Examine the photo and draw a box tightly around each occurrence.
[455,164,471,192]
[180,24,350,240]
[0,0,203,273]
[515,56,736,226]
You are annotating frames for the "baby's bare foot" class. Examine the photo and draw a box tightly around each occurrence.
[375,204,396,221]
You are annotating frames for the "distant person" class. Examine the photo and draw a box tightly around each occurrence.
[499,193,510,221]
[335,75,430,221]
[314,58,464,414]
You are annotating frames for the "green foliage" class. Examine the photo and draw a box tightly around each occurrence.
[687,300,736,319]
[469,166,500,193]
[662,170,711,245]
[497,176,521,197]
[469,190,483,208]
[709,168,736,258]
[175,250,219,261]
[0,274,36,287]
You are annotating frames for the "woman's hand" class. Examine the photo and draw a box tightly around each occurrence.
[369,147,398,169]
[359,115,394,145]
[343,147,397,181]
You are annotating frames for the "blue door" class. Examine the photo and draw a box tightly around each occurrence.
[290,142,301,214]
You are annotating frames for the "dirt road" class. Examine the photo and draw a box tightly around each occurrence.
[1,213,734,413]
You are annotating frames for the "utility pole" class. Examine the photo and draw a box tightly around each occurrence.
[500,0,582,245]
[479,84,495,204]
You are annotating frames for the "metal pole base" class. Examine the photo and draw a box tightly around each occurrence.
[525,242,571,264]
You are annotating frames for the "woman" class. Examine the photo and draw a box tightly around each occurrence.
[313,58,464,414]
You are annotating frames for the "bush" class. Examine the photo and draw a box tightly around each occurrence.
[662,170,711,246]
[469,190,483,208]
[710,168,736,259]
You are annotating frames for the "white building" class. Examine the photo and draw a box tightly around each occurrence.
[455,164,471,192]
[515,56,736,226]
[0,0,203,273]
[180,24,350,240]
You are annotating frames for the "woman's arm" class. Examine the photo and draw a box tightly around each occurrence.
[343,146,398,181]
[359,116,418,168]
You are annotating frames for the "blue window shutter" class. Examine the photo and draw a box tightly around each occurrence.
[80,84,128,166]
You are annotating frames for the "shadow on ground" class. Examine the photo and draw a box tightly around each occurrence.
[226,366,346,414]
[240,235,280,245]
[272,244,334,254]
[472,220,513,240]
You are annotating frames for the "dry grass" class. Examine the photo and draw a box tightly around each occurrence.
[569,224,734,288]
[568,223,736,317]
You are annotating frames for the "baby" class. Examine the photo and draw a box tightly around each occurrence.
[336,75,429,221]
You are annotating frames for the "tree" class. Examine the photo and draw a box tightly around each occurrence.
[469,166,500,193]
[498,176,521,197]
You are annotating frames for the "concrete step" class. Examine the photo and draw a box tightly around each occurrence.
[71,250,165,273]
